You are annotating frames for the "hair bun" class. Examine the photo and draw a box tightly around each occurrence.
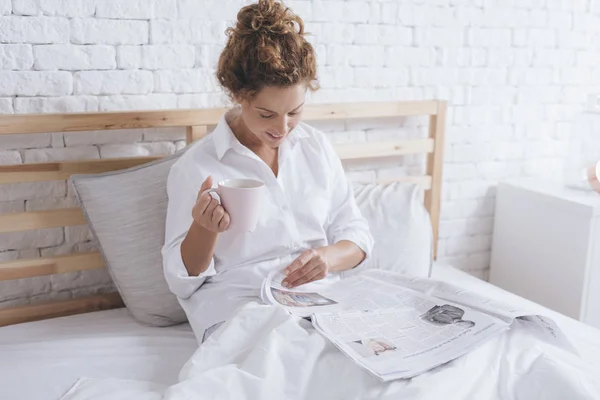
[235,0,301,37]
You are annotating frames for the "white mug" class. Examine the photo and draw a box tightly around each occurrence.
[203,179,265,232]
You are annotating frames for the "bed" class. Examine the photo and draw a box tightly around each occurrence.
[1,101,599,400]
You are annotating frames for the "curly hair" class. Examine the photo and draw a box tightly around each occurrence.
[216,0,319,101]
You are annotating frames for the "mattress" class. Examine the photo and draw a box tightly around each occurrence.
[0,308,198,400]
[1,264,599,400]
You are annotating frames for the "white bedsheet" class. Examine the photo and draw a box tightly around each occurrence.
[2,265,599,400]
[0,308,197,400]
[60,264,600,400]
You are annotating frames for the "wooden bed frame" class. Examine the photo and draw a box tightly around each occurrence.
[0,100,447,327]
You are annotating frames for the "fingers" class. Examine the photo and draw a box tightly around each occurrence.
[199,175,213,194]
[286,259,325,288]
[284,249,314,276]
[290,265,326,288]
[218,212,230,231]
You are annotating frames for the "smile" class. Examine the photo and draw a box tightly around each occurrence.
[267,132,284,139]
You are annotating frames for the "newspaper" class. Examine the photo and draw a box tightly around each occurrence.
[261,269,574,381]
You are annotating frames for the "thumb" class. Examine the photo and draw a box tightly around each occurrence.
[200,175,213,192]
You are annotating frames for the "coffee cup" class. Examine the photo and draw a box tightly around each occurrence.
[587,161,600,194]
[203,178,265,232]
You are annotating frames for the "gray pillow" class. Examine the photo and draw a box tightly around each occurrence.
[70,150,187,327]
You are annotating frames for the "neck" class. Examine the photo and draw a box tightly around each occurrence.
[230,115,275,156]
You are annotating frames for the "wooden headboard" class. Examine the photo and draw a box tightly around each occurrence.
[0,100,447,326]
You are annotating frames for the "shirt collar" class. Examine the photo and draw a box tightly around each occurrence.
[212,107,310,161]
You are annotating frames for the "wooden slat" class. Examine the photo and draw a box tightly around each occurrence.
[336,138,434,160]
[0,208,85,233]
[373,175,432,190]
[0,292,124,327]
[0,252,103,281]
[0,139,434,184]
[186,125,208,144]
[0,156,160,184]
[424,101,447,260]
[0,101,440,135]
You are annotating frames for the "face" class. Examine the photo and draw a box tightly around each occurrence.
[236,84,306,148]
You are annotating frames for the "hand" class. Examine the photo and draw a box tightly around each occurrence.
[192,176,230,233]
[282,248,329,288]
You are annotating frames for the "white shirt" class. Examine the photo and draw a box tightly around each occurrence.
[161,108,374,343]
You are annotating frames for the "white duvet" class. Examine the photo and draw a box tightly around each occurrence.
[62,300,600,400]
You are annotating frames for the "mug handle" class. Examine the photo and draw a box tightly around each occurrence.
[202,188,221,203]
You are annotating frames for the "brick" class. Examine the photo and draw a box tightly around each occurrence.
[96,0,155,19]
[508,68,555,85]
[14,96,98,113]
[468,28,511,47]
[74,70,153,95]
[313,1,368,23]
[150,20,227,44]
[354,67,409,88]
[454,7,484,26]
[71,19,148,45]
[446,235,492,256]
[0,150,22,164]
[558,30,592,49]
[99,142,176,158]
[413,67,460,86]
[26,196,77,212]
[13,0,96,17]
[0,97,12,113]
[347,45,385,67]
[0,71,71,96]
[154,69,215,93]
[450,143,493,163]
[443,164,478,182]
[516,86,562,104]
[0,16,69,44]
[40,240,97,257]
[195,45,223,69]
[547,10,572,29]
[178,0,244,20]
[0,44,34,70]
[414,27,464,47]
[64,129,143,146]
[286,1,313,20]
[470,86,515,105]
[476,161,521,180]
[34,45,116,70]
[315,23,355,45]
[141,127,186,142]
[511,105,546,123]
[65,225,94,243]
[23,146,99,163]
[177,93,211,109]
[118,45,195,70]
[99,94,177,111]
[381,2,397,24]
[0,227,64,251]
[385,47,435,67]
[0,0,9,14]
[0,200,25,213]
[0,133,50,149]
[318,66,354,89]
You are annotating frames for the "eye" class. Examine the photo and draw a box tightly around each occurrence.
[260,114,274,119]
[288,112,299,117]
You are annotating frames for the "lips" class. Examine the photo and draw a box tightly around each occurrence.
[267,132,284,140]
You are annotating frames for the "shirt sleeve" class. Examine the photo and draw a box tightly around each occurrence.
[320,133,375,272]
[161,161,216,300]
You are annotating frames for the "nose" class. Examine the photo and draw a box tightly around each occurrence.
[275,116,289,136]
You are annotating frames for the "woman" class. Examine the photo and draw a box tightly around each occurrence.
[161,0,373,343]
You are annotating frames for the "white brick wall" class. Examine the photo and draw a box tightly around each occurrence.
[1,0,600,306]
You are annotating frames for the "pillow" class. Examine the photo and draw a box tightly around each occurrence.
[350,182,434,278]
[70,150,188,327]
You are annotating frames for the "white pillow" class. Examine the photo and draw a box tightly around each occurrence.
[351,182,433,277]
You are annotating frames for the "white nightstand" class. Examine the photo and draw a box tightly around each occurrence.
[489,178,600,329]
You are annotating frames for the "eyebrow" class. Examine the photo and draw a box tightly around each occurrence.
[255,102,305,115]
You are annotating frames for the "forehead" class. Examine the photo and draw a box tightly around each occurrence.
[251,85,306,112]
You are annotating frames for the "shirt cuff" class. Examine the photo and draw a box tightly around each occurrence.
[162,239,216,300]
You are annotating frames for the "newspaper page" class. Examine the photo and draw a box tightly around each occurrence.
[263,271,509,381]
[360,270,576,352]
